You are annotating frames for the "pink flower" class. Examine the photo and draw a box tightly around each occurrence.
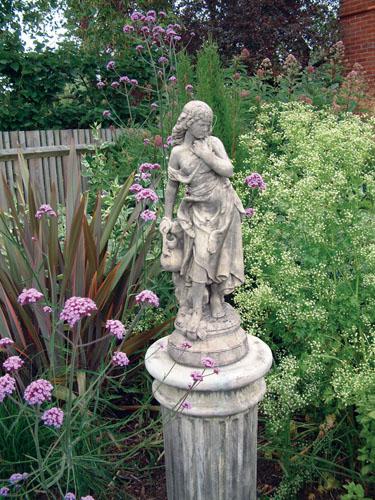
[185,84,193,92]
[96,81,105,89]
[120,75,130,83]
[140,209,156,222]
[159,11,167,18]
[111,81,120,89]
[190,371,204,382]
[135,188,159,203]
[130,11,142,21]
[59,297,97,328]
[166,136,173,146]
[0,486,9,496]
[0,374,16,402]
[306,65,315,74]
[201,356,216,368]
[129,183,143,193]
[106,319,126,340]
[136,44,144,52]
[152,163,160,170]
[141,26,150,35]
[143,138,150,146]
[3,356,24,372]
[123,24,134,33]
[103,110,111,118]
[35,204,57,219]
[112,351,130,367]
[158,56,168,64]
[180,341,192,349]
[43,306,52,313]
[130,78,138,86]
[24,379,53,405]
[81,496,95,500]
[141,172,151,181]
[154,135,163,147]
[41,407,64,428]
[0,338,14,348]
[17,288,43,306]
[244,207,255,217]
[181,401,192,410]
[244,172,266,190]
[135,290,159,307]
[106,60,115,70]
[168,76,177,83]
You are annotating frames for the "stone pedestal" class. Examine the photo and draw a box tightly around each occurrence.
[145,334,272,500]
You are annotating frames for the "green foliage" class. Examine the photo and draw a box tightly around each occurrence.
[234,103,375,497]
[342,482,372,500]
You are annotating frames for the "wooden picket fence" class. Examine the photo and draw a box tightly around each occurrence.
[0,128,123,210]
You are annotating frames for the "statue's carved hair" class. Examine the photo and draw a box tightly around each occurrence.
[172,101,213,145]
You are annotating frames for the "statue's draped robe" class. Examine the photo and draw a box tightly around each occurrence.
[168,138,245,296]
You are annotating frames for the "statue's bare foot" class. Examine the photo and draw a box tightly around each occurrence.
[186,310,202,337]
[210,295,225,319]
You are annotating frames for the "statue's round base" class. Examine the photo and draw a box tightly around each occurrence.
[145,334,273,500]
[168,303,248,367]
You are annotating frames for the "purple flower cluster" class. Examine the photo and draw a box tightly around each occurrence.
[181,401,192,410]
[139,162,160,173]
[106,319,126,340]
[81,496,96,500]
[59,297,97,328]
[8,473,28,485]
[190,371,204,383]
[43,305,52,313]
[135,290,159,307]
[0,374,16,402]
[244,207,255,217]
[24,379,53,406]
[17,288,44,306]
[135,188,159,203]
[112,351,130,367]
[35,204,57,219]
[103,110,111,118]
[201,356,216,368]
[64,494,76,500]
[180,341,192,349]
[0,338,14,348]
[41,407,64,428]
[129,183,143,193]
[106,60,116,70]
[0,486,9,496]
[244,173,266,190]
[3,356,24,373]
[140,209,156,222]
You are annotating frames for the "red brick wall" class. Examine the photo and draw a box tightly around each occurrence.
[340,0,375,94]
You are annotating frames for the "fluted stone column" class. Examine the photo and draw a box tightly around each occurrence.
[145,334,272,500]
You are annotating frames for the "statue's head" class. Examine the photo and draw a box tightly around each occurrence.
[172,100,213,145]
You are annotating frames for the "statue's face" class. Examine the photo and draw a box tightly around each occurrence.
[189,118,211,140]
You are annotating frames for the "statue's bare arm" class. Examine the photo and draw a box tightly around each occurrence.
[192,136,233,178]
[161,148,180,233]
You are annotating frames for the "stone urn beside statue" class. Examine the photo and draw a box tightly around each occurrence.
[145,101,272,500]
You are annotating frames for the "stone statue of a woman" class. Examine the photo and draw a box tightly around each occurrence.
[160,100,246,350]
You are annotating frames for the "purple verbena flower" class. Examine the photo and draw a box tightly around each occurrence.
[64,493,76,500]
[158,56,168,64]
[180,341,192,349]
[201,356,216,368]
[173,35,182,42]
[139,162,153,173]
[0,486,9,496]
[140,26,150,35]
[59,297,97,328]
[135,188,159,203]
[0,338,14,348]
[123,24,134,33]
[141,172,151,181]
[181,401,192,410]
[136,45,144,52]
[0,374,16,403]
[130,11,142,21]
[106,60,115,70]
[159,11,167,18]
[24,379,53,406]
[3,356,24,373]
[81,496,95,500]
[106,319,126,340]
[140,210,156,222]
[190,371,204,383]
[130,78,138,86]
[119,75,130,84]
[244,207,255,217]
[244,172,266,190]
[111,81,120,89]
[168,76,177,83]
[143,138,150,146]
[102,110,111,118]
[135,290,160,307]
[41,407,64,428]
[185,84,193,92]
[43,306,52,313]
[17,288,43,306]
[96,81,105,89]
[112,351,130,367]
[129,183,143,193]
[35,204,57,219]
[166,136,173,146]
[8,473,28,485]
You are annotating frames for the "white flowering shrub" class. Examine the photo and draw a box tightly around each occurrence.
[234,103,375,496]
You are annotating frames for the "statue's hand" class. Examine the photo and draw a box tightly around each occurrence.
[160,217,173,235]
[192,140,214,164]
